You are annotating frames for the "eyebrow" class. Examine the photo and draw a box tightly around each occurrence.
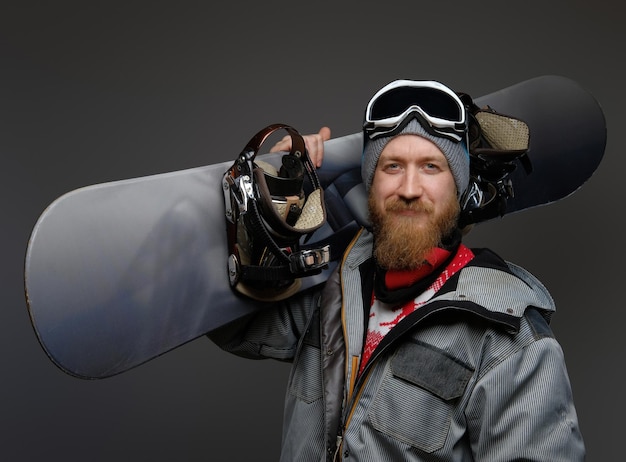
[379,152,447,165]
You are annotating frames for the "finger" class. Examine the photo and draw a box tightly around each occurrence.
[269,135,291,153]
[318,126,331,142]
[306,127,331,167]
[309,138,324,168]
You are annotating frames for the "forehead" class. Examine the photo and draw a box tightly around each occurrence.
[379,134,447,163]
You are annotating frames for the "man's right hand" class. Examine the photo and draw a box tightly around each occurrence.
[269,126,331,168]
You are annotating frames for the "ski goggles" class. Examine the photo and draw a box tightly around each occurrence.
[364,80,468,143]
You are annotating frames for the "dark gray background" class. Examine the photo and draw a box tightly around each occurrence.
[1,1,621,460]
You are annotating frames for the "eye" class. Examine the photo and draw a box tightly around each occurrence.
[382,162,402,173]
[423,162,444,173]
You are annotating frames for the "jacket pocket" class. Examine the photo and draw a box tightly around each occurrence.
[369,340,473,453]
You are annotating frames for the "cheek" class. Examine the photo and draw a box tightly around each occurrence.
[431,187,459,220]
[371,172,398,197]
[425,175,456,201]
[369,186,384,211]
[368,181,388,216]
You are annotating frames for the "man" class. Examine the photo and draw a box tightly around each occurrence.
[209,79,585,461]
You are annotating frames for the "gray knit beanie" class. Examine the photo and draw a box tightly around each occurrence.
[361,118,470,197]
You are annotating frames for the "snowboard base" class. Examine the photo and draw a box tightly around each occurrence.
[24,75,606,379]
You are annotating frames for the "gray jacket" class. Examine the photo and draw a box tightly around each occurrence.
[210,229,585,461]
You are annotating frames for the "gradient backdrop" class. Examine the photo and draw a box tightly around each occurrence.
[1,2,621,460]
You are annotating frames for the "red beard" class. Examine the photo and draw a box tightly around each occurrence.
[368,195,460,270]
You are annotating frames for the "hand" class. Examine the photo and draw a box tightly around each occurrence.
[269,126,331,168]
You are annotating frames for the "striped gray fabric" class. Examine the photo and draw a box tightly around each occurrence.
[208,229,585,461]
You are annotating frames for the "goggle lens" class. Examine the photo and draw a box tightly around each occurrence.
[369,86,463,122]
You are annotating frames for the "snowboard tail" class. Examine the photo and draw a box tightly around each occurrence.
[24,75,606,379]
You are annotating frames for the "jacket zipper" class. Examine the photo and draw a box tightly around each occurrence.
[333,306,447,460]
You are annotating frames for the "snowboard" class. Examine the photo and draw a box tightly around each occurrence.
[24,75,606,379]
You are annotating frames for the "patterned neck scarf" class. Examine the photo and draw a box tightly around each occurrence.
[359,243,474,375]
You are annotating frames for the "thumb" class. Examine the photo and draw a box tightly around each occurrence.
[318,126,331,141]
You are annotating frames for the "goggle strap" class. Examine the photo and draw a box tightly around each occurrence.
[367,111,464,143]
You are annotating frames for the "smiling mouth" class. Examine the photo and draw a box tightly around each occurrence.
[388,209,430,223]
[384,198,434,220]
[388,204,429,214]
[393,209,421,216]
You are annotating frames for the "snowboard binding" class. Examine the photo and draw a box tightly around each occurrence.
[222,124,330,301]
[459,94,532,228]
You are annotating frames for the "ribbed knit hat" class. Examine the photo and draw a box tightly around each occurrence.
[361,118,470,197]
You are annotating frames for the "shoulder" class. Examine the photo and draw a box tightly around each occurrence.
[455,247,556,318]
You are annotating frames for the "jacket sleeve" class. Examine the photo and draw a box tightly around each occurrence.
[465,335,585,461]
[207,286,322,361]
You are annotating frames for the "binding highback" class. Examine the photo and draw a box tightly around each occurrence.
[222,124,329,301]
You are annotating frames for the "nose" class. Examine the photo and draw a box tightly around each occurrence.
[397,167,422,200]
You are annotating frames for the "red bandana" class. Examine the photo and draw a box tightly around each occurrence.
[383,247,452,290]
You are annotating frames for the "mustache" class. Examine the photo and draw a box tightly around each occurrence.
[385,198,433,214]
